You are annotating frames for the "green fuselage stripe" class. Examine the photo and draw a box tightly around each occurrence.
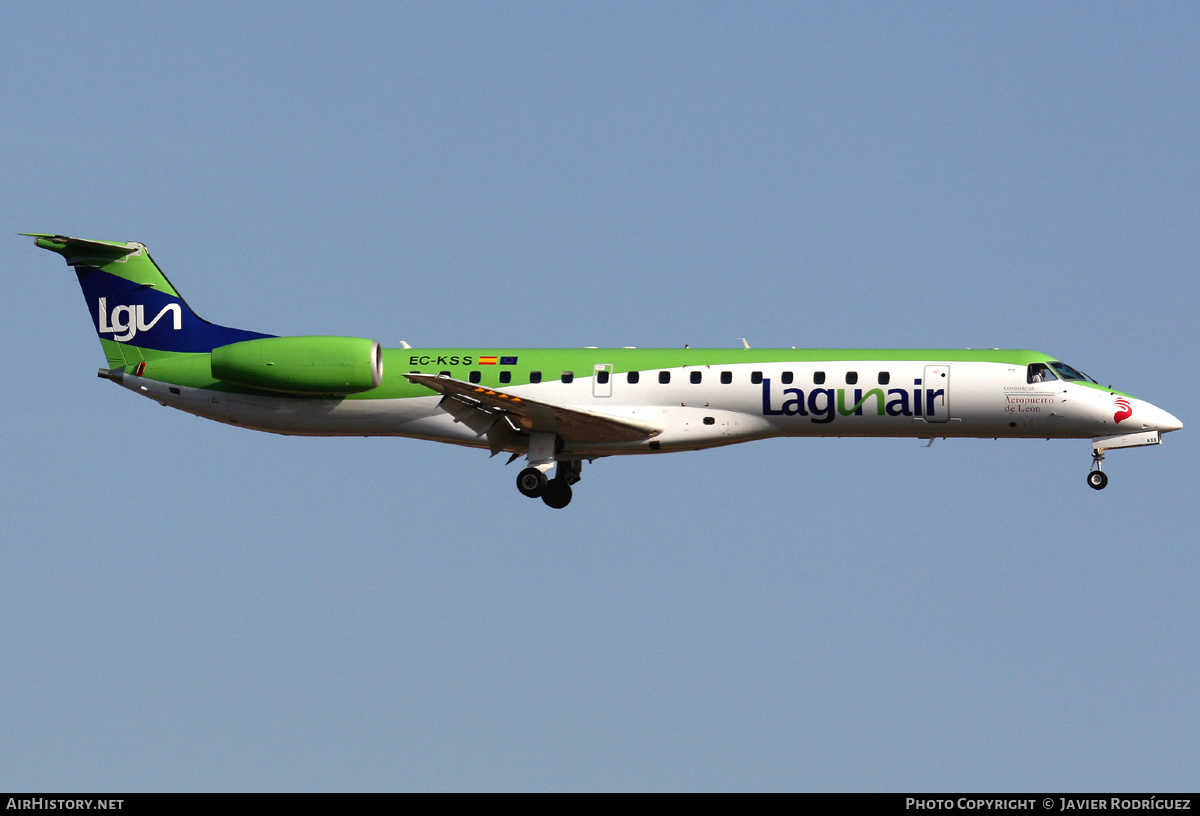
[128,347,1061,399]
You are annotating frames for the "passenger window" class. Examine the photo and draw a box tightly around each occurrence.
[561,371,574,384]
[659,371,671,384]
[781,372,793,384]
[751,372,763,385]
[813,371,826,384]
[703,416,715,425]
[878,372,890,385]
[627,371,640,384]
[596,370,610,384]
[499,371,512,384]
[439,371,451,378]
[690,371,702,384]
[530,371,542,384]
[469,371,481,384]
[720,371,732,385]
[846,371,858,385]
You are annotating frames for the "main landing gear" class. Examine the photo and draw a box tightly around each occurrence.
[514,432,583,509]
[516,461,581,509]
[516,467,547,498]
[1087,450,1109,490]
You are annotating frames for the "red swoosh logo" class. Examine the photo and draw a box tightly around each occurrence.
[1114,398,1133,424]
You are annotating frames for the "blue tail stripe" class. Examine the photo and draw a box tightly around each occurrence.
[77,267,274,353]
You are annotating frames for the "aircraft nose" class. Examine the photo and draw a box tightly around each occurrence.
[1158,410,1183,433]
[1144,403,1183,433]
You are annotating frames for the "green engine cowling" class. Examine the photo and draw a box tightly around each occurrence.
[210,336,383,395]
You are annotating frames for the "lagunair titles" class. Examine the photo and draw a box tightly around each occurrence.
[761,377,943,422]
[29,234,1182,508]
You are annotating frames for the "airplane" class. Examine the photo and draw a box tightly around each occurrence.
[30,233,1183,509]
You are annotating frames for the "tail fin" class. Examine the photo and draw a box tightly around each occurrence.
[29,234,273,368]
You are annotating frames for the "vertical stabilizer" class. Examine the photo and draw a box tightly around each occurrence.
[28,234,273,368]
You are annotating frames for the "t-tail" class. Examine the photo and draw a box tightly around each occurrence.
[28,234,273,370]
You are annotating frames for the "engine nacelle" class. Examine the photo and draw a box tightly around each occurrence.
[210,336,383,395]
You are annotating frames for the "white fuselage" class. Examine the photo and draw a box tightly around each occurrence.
[112,358,1180,459]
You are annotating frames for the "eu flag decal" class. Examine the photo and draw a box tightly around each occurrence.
[500,356,518,365]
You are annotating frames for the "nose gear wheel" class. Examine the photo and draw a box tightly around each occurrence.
[1087,450,1108,490]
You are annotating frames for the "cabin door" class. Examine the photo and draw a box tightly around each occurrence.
[593,364,613,398]
[923,365,950,422]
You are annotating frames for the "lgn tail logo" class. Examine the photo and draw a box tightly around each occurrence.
[97,297,181,342]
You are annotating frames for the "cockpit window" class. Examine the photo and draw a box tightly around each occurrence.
[1049,362,1097,383]
[1028,363,1057,383]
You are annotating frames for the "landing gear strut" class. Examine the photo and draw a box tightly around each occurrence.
[1087,450,1108,490]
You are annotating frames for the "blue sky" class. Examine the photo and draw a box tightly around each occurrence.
[3,2,1197,791]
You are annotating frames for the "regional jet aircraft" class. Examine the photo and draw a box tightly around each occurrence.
[30,234,1182,508]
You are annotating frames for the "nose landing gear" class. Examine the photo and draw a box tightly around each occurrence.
[1087,450,1108,490]
[1087,430,1167,491]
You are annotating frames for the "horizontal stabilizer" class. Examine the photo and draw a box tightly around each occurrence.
[24,234,140,265]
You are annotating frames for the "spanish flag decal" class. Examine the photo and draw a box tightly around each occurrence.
[479,356,498,365]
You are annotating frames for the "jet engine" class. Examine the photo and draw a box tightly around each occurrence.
[210,336,383,395]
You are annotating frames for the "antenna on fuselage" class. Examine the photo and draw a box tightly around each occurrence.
[737,338,750,349]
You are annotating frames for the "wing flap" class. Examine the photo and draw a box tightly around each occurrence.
[405,373,662,444]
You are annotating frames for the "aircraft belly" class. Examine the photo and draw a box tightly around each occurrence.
[126,378,461,438]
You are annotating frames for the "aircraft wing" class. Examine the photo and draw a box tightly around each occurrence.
[404,373,663,449]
